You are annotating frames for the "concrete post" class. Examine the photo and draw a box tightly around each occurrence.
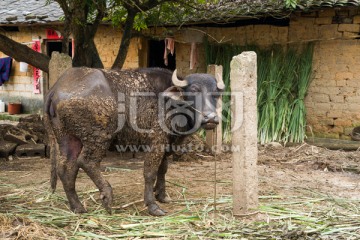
[230,52,258,215]
[206,65,223,153]
[48,51,72,89]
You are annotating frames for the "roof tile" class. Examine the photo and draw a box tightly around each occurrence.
[0,0,62,25]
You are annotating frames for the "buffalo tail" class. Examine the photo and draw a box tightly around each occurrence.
[43,90,57,192]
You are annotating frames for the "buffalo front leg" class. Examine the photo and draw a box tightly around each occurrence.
[154,156,171,203]
[57,157,86,213]
[144,151,167,216]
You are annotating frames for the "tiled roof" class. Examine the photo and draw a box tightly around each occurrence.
[0,0,62,25]
[1,0,360,27]
[166,0,360,25]
[297,0,360,8]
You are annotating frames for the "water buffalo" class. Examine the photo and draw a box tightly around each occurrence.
[44,67,224,216]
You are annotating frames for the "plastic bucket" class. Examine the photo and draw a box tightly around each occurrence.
[0,101,5,113]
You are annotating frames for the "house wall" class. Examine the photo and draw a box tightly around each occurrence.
[165,9,360,139]
[306,39,360,139]
[2,8,360,139]
[94,25,141,69]
[0,26,45,113]
[0,25,140,113]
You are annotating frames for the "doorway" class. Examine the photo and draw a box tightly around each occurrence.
[46,41,73,57]
[148,40,175,70]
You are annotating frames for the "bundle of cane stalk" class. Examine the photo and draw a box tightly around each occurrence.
[205,40,314,143]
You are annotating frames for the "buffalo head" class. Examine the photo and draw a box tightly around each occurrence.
[162,69,224,134]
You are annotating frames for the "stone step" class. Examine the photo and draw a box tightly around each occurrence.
[0,141,17,159]
[15,144,46,158]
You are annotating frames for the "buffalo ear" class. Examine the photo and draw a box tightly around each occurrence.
[162,86,185,101]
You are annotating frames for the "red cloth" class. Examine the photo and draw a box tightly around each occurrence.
[190,42,198,70]
[32,41,41,94]
[164,38,175,66]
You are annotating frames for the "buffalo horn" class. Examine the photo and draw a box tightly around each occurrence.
[172,69,188,87]
[216,73,225,90]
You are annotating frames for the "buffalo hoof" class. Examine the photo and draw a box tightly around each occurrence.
[148,203,167,216]
[71,205,87,214]
[100,186,113,214]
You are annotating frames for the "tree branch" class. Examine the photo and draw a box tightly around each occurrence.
[111,0,174,69]
[89,0,107,38]
[111,9,137,69]
[0,33,50,73]
[141,0,165,11]
[55,0,70,15]
[55,0,72,55]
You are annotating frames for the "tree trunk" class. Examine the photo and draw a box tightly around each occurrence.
[58,0,104,69]
[72,27,104,68]
[0,33,50,73]
[61,15,71,56]
[111,10,136,69]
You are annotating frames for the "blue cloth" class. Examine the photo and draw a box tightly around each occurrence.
[0,57,12,86]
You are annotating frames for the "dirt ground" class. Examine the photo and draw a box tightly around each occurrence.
[1,141,360,239]
[2,143,359,210]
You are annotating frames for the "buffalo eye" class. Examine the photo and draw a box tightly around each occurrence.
[189,85,201,92]
[213,94,220,100]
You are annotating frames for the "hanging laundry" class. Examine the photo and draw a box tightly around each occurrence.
[164,38,175,66]
[0,57,13,86]
[190,42,198,70]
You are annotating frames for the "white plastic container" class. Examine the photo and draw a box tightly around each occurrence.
[19,62,28,72]
[0,100,5,113]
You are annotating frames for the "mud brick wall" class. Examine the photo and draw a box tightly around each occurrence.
[0,26,45,113]
[2,8,360,138]
[94,25,141,69]
[306,39,360,139]
[169,8,360,139]
[0,25,140,113]
[169,24,289,76]
[296,10,360,139]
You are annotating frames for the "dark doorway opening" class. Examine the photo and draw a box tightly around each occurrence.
[148,40,175,70]
[46,41,73,57]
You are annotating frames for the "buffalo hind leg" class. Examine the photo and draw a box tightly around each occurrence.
[144,151,167,216]
[49,132,58,192]
[78,145,113,214]
[58,135,86,213]
[57,158,86,213]
[154,156,171,203]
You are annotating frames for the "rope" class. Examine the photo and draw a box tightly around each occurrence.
[209,128,218,220]
[213,147,217,220]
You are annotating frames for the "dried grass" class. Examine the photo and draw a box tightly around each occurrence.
[0,214,63,240]
[1,179,360,239]
[1,144,360,239]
